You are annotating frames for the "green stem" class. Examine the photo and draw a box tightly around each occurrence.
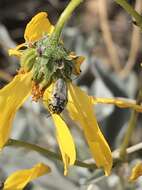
[120,90,142,159]
[119,111,138,159]
[6,138,96,169]
[52,0,83,41]
[115,0,142,27]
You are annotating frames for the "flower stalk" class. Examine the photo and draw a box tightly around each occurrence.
[52,0,83,41]
[7,138,142,172]
[115,0,142,28]
[119,89,142,159]
[6,139,97,169]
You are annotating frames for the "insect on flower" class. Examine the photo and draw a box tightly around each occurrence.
[4,12,112,176]
[48,78,68,114]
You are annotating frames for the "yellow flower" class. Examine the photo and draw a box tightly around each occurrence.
[3,163,51,190]
[1,12,84,175]
[129,162,142,181]
[2,11,112,176]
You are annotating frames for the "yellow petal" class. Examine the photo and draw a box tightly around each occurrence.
[73,56,85,75]
[91,97,142,113]
[24,12,54,42]
[43,87,76,175]
[68,52,85,75]
[67,83,112,175]
[42,83,53,111]
[0,72,32,149]
[4,163,51,190]
[8,43,26,57]
[52,114,76,175]
[43,84,52,101]
[129,163,142,181]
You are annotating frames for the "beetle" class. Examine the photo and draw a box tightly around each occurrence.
[48,78,68,114]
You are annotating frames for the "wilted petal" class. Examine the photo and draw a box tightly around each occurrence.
[24,12,54,42]
[8,43,26,57]
[129,163,142,181]
[4,163,51,190]
[0,72,32,149]
[67,83,112,175]
[52,114,76,175]
[68,52,85,75]
[73,56,85,75]
[91,97,142,113]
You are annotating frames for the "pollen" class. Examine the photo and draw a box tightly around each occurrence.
[31,82,44,102]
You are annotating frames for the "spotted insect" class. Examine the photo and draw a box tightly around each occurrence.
[48,78,68,114]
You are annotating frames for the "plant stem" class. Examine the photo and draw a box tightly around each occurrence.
[6,138,97,169]
[52,0,83,41]
[115,0,142,28]
[119,111,138,159]
[119,90,142,159]
[6,139,142,171]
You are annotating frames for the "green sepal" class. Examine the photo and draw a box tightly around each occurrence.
[32,36,74,87]
[21,48,37,72]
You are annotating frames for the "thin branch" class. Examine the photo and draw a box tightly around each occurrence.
[6,138,142,171]
[6,139,97,169]
[120,0,142,78]
[98,0,121,73]
[115,0,142,28]
[119,89,142,159]
[84,142,142,182]
[85,142,142,168]
[113,142,142,159]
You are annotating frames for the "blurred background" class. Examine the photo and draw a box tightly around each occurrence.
[0,0,142,189]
